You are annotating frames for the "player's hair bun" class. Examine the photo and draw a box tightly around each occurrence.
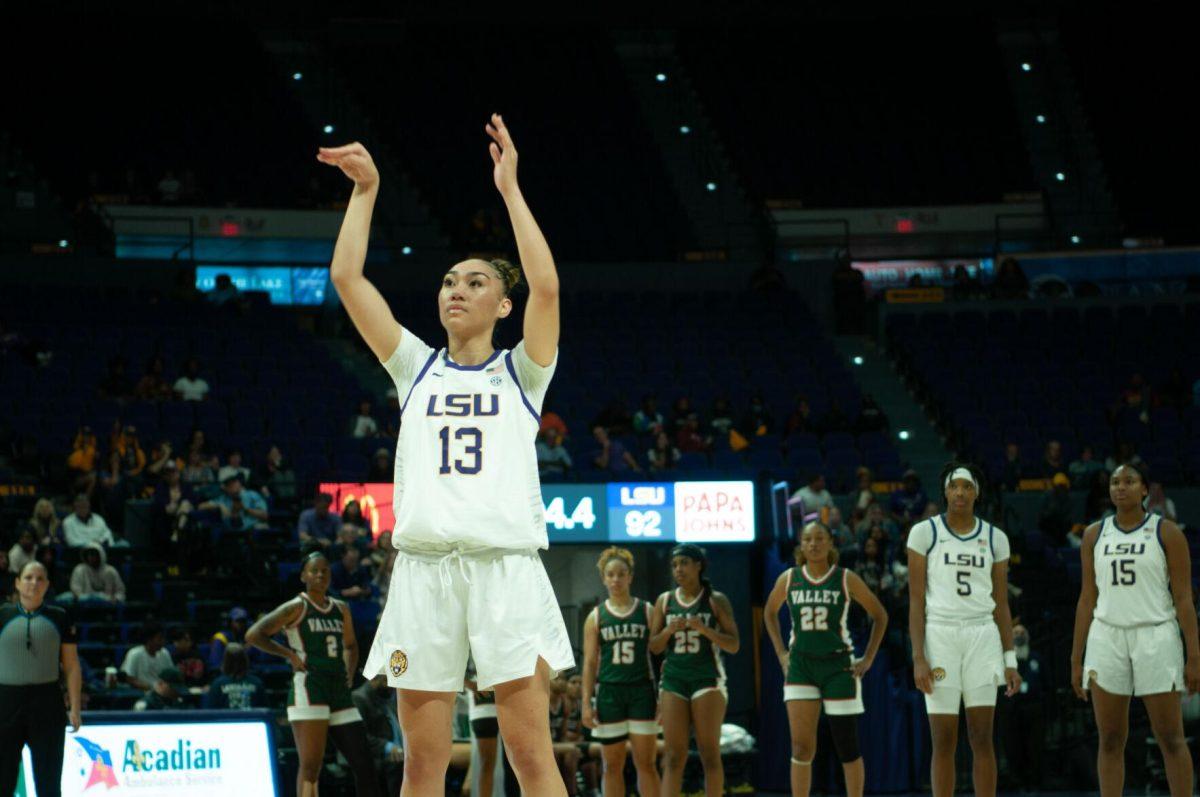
[596,545,635,574]
[488,258,523,297]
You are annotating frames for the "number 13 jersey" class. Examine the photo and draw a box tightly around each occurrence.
[907,515,1010,623]
[1093,514,1172,627]
[383,330,555,551]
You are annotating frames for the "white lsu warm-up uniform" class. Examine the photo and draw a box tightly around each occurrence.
[908,515,1010,712]
[1083,513,1183,696]
[363,329,574,692]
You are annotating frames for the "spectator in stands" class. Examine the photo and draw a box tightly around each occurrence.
[36,546,71,602]
[708,397,735,438]
[675,413,710,454]
[114,424,146,485]
[185,428,216,466]
[206,273,242,308]
[540,396,569,442]
[63,494,115,548]
[591,426,641,474]
[784,395,816,437]
[536,428,573,478]
[218,448,251,486]
[69,543,125,603]
[1039,440,1065,478]
[1001,442,1024,491]
[297,493,340,548]
[950,264,980,301]
[855,394,888,433]
[856,501,899,544]
[1037,473,1074,545]
[1118,372,1151,423]
[137,667,189,711]
[998,622,1045,791]
[262,445,299,507]
[28,498,61,546]
[791,472,834,515]
[199,473,269,531]
[352,674,404,796]
[173,357,210,401]
[208,608,250,671]
[1146,481,1179,524]
[145,439,179,483]
[1083,469,1114,524]
[632,394,664,436]
[1105,440,1144,473]
[352,400,380,438]
[647,431,681,472]
[153,460,195,544]
[831,252,867,334]
[181,449,217,489]
[669,397,695,433]
[851,467,875,514]
[888,469,929,524]
[156,170,181,203]
[992,257,1029,299]
[827,506,856,553]
[1158,367,1190,411]
[67,426,99,498]
[121,623,173,691]
[339,499,369,536]
[134,355,172,401]
[740,393,774,436]
[331,546,373,601]
[854,537,891,598]
[1068,444,1104,488]
[204,643,266,710]
[366,447,392,482]
[97,355,133,401]
[8,527,37,574]
[336,523,372,558]
[819,400,850,435]
[168,627,206,687]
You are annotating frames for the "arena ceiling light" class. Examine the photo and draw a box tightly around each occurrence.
[401,246,413,255]
[655,73,667,83]
[898,430,911,441]
[680,125,691,134]
[705,182,717,191]
[323,124,335,134]
[1055,172,1065,182]
[1035,114,1046,124]
[1070,235,1081,244]
[293,72,303,81]
[1021,62,1032,72]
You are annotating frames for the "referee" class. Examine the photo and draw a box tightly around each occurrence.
[0,561,83,797]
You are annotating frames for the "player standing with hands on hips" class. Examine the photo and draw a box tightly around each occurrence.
[1071,461,1199,797]
[318,114,575,797]
[907,463,1021,797]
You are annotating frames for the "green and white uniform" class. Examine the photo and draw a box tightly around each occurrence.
[285,593,361,725]
[591,598,658,740]
[783,565,863,714]
[659,588,727,701]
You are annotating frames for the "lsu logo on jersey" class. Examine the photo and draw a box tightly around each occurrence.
[931,667,947,681]
[1101,543,1146,556]
[425,394,500,417]
[943,553,985,568]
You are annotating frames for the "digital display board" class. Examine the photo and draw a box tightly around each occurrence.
[195,266,330,306]
[318,480,756,544]
[852,257,994,291]
[21,711,280,797]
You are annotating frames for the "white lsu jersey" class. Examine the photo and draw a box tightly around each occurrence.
[907,515,1010,623]
[382,329,555,551]
[1093,514,1173,627]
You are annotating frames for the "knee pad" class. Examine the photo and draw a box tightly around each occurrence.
[828,715,861,763]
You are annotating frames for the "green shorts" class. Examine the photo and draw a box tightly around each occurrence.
[659,669,727,703]
[784,652,863,715]
[288,670,362,725]
[594,682,658,740]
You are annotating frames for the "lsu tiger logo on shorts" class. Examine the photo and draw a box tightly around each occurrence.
[931,667,947,682]
[390,649,409,677]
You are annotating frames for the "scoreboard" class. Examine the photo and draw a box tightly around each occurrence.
[320,480,756,545]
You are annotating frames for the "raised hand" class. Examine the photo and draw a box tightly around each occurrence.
[485,113,519,198]
[317,142,379,192]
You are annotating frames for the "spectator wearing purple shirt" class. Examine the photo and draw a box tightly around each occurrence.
[296,493,340,548]
[591,426,641,474]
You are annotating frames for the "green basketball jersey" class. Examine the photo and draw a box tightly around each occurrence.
[661,589,723,681]
[786,565,852,657]
[596,598,653,685]
[285,593,348,676]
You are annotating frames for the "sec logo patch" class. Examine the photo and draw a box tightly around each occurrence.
[389,649,409,677]
[931,667,947,682]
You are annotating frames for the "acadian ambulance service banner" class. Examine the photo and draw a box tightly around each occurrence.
[20,717,278,796]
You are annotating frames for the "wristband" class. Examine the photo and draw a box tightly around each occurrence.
[1004,649,1018,669]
